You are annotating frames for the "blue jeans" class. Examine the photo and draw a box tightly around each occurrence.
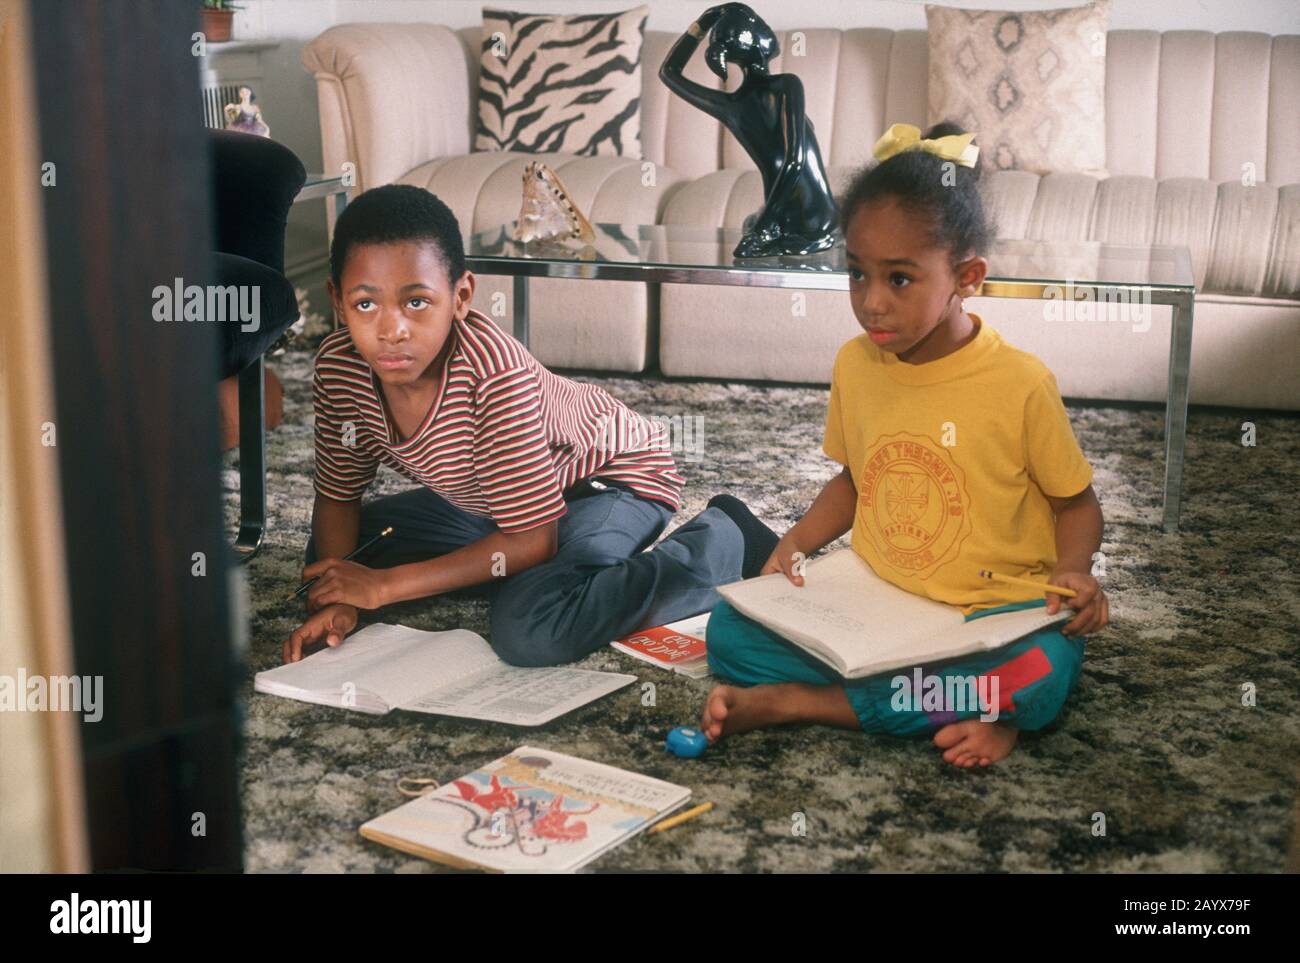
[706,598,1085,735]
[305,485,744,667]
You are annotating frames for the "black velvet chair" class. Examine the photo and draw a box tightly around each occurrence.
[209,130,306,562]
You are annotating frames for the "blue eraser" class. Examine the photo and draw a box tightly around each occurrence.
[666,725,709,758]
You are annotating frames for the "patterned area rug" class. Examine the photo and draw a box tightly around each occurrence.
[227,345,1300,873]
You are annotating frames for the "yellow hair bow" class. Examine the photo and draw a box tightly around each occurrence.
[872,123,979,168]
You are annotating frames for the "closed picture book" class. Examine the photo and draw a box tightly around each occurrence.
[717,549,1072,679]
[611,612,711,678]
[254,623,635,726]
[360,746,692,872]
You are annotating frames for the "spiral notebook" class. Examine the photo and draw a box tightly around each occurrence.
[717,549,1071,679]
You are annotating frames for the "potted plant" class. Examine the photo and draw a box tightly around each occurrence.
[200,1,241,43]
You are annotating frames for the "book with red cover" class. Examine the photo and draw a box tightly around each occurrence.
[611,613,711,678]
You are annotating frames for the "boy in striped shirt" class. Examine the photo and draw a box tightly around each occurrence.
[284,185,777,666]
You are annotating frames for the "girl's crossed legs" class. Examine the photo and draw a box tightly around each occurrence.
[702,598,1085,767]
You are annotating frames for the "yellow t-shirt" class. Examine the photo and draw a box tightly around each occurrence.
[823,314,1094,615]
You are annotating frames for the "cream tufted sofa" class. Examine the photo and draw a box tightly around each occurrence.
[302,24,1300,410]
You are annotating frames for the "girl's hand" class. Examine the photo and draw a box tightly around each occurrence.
[1046,570,1109,638]
[760,532,808,586]
[283,603,358,663]
[303,558,390,612]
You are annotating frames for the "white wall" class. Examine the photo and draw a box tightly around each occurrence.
[218,0,1300,284]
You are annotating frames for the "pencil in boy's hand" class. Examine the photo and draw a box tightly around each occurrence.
[286,526,394,602]
[978,569,1078,599]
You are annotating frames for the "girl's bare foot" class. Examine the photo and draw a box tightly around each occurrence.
[700,684,785,742]
[933,720,1019,768]
[700,681,860,742]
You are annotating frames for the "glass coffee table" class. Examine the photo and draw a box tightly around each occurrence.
[466,224,1196,533]
[294,172,351,217]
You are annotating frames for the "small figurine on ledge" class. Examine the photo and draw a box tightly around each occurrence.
[660,3,839,259]
[223,85,270,138]
[513,161,596,244]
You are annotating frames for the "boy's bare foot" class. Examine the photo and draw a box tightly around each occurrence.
[933,720,1019,768]
[700,684,785,742]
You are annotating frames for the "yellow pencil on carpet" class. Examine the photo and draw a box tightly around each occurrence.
[978,569,1077,599]
[649,801,714,834]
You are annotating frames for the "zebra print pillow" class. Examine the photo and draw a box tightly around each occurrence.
[476,6,648,158]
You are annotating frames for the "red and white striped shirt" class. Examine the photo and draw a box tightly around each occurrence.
[312,309,684,532]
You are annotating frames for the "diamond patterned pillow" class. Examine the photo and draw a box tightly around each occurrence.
[925,1,1111,176]
[476,6,648,158]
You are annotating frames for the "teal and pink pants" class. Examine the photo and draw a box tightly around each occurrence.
[706,598,1085,735]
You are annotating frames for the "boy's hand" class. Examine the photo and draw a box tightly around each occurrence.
[303,558,390,612]
[1046,570,1109,638]
[283,603,358,663]
[760,532,808,586]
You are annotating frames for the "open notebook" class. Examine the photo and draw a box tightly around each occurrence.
[717,549,1071,679]
[254,624,635,726]
[360,746,691,872]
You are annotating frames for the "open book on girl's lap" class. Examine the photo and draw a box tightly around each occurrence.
[716,549,1071,679]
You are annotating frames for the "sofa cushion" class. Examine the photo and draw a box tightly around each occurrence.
[475,5,649,158]
[925,0,1111,177]
[660,280,1300,409]
[395,150,685,239]
[303,24,474,192]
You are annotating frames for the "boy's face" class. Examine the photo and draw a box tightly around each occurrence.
[327,240,475,387]
[845,198,986,363]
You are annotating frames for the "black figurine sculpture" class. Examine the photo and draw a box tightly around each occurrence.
[660,3,839,259]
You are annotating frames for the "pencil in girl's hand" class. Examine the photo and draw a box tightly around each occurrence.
[286,526,394,602]
[978,569,1077,599]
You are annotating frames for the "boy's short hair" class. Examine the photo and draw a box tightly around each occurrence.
[329,184,467,289]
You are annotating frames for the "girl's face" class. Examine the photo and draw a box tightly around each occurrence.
[845,198,986,364]
[328,240,474,388]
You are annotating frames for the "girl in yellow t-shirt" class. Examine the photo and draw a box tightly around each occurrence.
[702,123,1110,768]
